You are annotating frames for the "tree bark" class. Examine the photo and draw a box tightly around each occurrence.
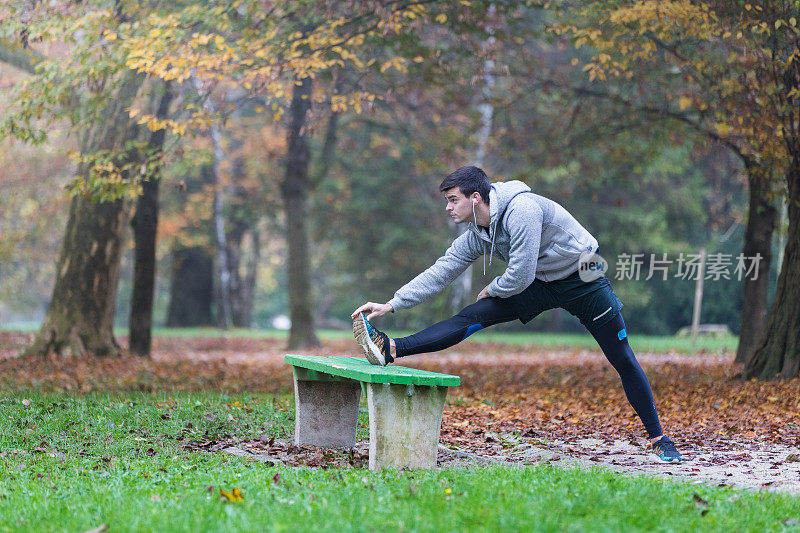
[25,74,144,357]
[129,82,173,356]
[311,109,339,187]
[744,166,800,379]
[165,163,216,327]
[165,246,215,327]
[735,167,777,364]
[449,24,496,314]
[194,77,233,329]
[282,74,320,349]
[742,19,800,379]
[223,130,258,329]
[240,228,259,328]
[24,195,130,356]
[210,120,233,329]
[228,226,260,328]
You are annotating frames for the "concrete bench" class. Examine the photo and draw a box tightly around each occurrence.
[284,355,460,470]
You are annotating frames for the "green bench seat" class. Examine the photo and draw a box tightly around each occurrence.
[285,355,460,470]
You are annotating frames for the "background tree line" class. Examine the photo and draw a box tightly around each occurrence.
[0,0,797,379]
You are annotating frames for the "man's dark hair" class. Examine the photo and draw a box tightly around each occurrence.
[439,166,490,204]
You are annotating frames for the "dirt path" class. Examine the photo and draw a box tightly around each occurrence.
[216,434,800,495]
[437,436,800,495]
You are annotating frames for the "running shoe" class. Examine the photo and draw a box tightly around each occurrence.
[353,312,393,366]
[652,436,683,463]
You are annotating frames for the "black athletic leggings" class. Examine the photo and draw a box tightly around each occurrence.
[394,298,663,439]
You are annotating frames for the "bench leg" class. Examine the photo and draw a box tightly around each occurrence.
[293,378,362,449]
[366,383,448,470]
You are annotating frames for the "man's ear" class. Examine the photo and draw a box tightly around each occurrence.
[473,193,480,205]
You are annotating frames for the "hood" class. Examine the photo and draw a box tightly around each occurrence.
[488,180,532,231]
[469,179,532,274]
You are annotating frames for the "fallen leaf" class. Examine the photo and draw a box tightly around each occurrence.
[219,487,243,502]
[692,494,709,508]
[2,332,800,488]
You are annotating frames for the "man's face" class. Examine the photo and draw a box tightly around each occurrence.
[444,187,475,224]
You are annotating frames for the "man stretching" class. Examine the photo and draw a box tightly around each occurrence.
[351,165,683,463]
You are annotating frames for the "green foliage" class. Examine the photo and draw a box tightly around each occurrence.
[0,1,780,339]
[313,143,451,325]
[1,392,799,532]
[0,4,125,141]
[0,129,73,318]
[0,2,164,202]
[65,141,172,203]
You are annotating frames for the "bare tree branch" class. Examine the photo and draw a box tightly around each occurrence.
[0,38,44,74]
[572,85,752,165]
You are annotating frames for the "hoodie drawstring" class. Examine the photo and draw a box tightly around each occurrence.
[474,200,497,276]
[480,229,496,276]
[489,226,496,270]
[474,201,487,275]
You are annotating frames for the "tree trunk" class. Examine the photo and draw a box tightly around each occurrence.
[194,77,233,328]
[735,168,777,363]
[449,25,496,313]
[129,163,160,354]
[282,75,320,349]
[25,195,130,356]
[229,227,259,328]
[165,163,216,327]
[743,30,800,379]
[547,308,564,332]
[224,131,258,329]
[129,82,173,356]
[240,228,259,328]
[744,166,800,379]
[210,121,233,329]
[165,246,215,327]
[25,75,143,357]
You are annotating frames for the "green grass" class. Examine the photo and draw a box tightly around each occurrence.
[139,326,737,354]
[1,392,797,532]
[463,330,739,354]
[1,324,737,354]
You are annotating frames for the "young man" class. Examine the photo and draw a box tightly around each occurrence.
[351,165,683,463]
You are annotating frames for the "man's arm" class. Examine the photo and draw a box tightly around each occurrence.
[351,301,394,321]
[487,199,542,298]
[352,231,481,320]
[386,230,482,312]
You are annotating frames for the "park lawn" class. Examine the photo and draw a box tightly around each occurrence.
[1,392,798,532]
[140,327,736,354]
[1,324,738,354]
[143,327,738,354]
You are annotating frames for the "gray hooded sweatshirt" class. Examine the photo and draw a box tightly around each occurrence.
[387,180,599,312]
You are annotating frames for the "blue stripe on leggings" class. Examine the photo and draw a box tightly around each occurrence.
[618,313,627,341]
[462,323,484,341]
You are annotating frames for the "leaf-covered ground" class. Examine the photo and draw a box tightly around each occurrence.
[2,331,799,493]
